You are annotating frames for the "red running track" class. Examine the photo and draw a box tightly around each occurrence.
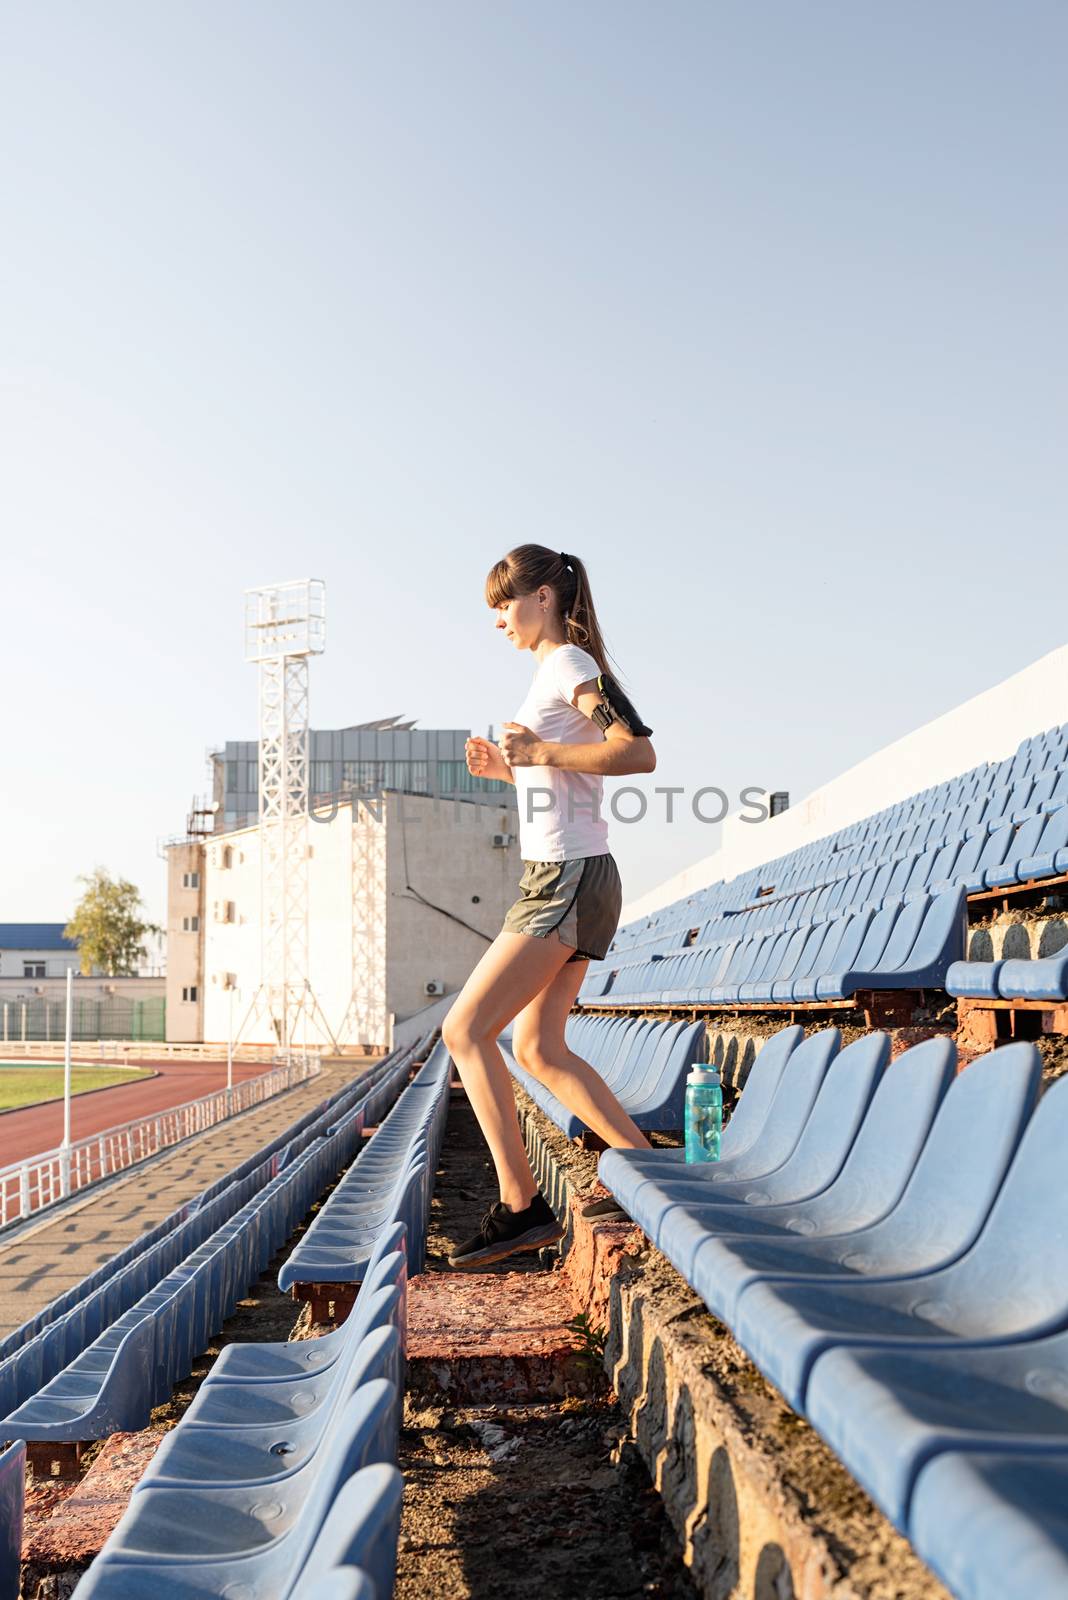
[0,1059,276,1169]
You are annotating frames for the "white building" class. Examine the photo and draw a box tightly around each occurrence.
[0,924,80,980]
[166,789,522,1050]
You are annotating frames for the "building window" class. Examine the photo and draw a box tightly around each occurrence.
[182,915,200,932]
[222,845,233,869]
[182,871,200,889]
[246,761,258,791]
[226,760,239,790]
[311,760,335,796]
[182,985,199,1003]
[436,760,509,796]
[23,962,45,978]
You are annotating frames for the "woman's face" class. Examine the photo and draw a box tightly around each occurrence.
[493,588,548,650]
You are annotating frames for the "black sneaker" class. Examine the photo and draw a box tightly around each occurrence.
[448,1194,564,1270]
[579,1194,629,1221]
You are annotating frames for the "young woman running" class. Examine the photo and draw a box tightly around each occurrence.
[443,544,656,1270]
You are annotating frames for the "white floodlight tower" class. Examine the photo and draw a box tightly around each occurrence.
[244,578,328,1057]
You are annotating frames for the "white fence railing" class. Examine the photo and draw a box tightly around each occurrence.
[0,1057,320,1229]
[0,1040,298,1062]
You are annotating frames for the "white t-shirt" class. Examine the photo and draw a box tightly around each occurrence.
[511,644,610,862]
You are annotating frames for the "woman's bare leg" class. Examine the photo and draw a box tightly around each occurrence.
[511,960,653,1151]
[441,930,576,1211]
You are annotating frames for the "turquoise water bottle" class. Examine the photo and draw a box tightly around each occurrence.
[684,1065,723,1163]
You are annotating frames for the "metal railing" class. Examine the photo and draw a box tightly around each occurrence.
[0,1056,320,1229]
[0,1040,300,1062]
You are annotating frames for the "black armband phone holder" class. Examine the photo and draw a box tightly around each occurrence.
[589,672,653,737]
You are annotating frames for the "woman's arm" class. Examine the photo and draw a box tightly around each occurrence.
[500,678,656,777]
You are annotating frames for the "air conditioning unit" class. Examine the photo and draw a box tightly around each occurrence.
[424,979,445,997]
[34,986,45,996]
[102,984,117,996]
[492,832,514,848]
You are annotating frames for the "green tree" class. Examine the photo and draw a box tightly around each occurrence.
[64,868,161,977]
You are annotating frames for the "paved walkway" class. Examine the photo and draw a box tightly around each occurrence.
[0,1058,277,1169]
[0,1063,355,1337]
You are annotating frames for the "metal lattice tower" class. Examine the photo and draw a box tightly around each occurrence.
[243,579,329,1055]
[338,794,389,1051]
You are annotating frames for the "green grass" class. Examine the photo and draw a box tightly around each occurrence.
[0,1066,154,1111]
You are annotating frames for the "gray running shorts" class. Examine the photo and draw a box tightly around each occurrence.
[502,854,622,963]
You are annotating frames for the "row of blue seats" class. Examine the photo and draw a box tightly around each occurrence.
[599,1025,1068,1598]
[0,1035,430,1373]
[0,1441,21,1600]
[603,784,1068,979]
[602,720,1068,978]
[76,1046,454,1597]
[76,1221,411,1598]
[279,1043,451,1294]
[595,888,966,1007]
[586,778,1068,1007]
[0,1044,429,1443]
[0,1043,420,1422]
[734,764,1068,909]
[948,946,1068,1003]
[501,1016,704,1136]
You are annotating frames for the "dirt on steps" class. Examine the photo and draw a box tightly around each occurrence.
[398,1087,698,1599]
[398,1394,697,1600]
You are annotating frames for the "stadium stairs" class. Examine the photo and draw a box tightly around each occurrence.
[5,720,1068,1599]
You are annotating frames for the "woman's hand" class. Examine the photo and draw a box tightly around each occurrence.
[465,736,513,783]
[499,722,546,768]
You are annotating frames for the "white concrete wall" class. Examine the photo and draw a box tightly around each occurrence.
[623,642,1068,924]
[384,791,521,1024]
[0,947,80,979]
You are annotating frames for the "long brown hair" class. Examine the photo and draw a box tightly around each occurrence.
[485,545,620,678]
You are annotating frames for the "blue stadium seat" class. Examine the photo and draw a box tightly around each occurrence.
[806,1329,1068,1530]
[504,1017,705,1134]
[685,1042,1039,1325]
[209,1222,407,1388]
[293,1464,404,1599]
[294,1573,376,1600]
[623,1033,891,1273]
[909,1453,1068,1600]
[945,957,1004,998]
[145,1323,401,1492]
[1017,802,1068,879]
[949,949,1068,1003]
[817,889,966,998]
[278,1048,450,1293]
[0,1441,24,1600]
[730,1065,1067,1409]
[76,1399,402,1598]
[599,1028,841,1231]
[996,950,1068,1002]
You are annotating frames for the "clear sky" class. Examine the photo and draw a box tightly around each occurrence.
[3,1,1065,930]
